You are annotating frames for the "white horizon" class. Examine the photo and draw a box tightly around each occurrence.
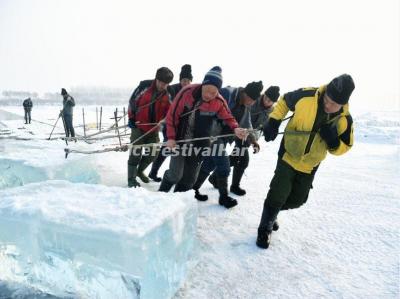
[0,0,399,111]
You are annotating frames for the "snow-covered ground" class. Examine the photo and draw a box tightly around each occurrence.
[0,106,399,298]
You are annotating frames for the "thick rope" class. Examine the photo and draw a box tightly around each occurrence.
[64,128,314,156]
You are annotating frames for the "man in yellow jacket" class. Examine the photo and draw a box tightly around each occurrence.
[256,74,355,249]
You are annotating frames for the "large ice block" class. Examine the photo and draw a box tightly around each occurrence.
[0,181,197,298]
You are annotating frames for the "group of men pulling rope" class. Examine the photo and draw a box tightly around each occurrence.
[62,64,356,249]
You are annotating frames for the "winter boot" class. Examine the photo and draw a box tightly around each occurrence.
[273,220,279,231]
[217,176,238,209]
[148,152,166,182]
[230,167,246,196]
[194,189,208,201]
[208,171,218,189]
[148,171,162,182]
[136,162,149,183]
[137,171,150,183]
[256,205,280,249]
[159,178,173,192]
[127,163,141,188]
[193,170,210,201]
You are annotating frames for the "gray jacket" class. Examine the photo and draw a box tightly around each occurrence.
[62,95,75,115]
[23,98,33,111]
[250,98,273,140]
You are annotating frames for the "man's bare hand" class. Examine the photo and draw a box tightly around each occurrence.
[166,139,177,149]
[234,128,248,140]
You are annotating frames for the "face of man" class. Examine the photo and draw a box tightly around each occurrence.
[242,93,256,107]
[155,79,169,92]
[323,93,343,114]
[201,84,219,102]
[262,94,274,109]
[180,78,192,87]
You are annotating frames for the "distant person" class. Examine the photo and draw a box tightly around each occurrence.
[22,97,33,124]
[61,88,76,138]
[256,74,355,249]
[149,64,194,182]
[127,67,174,188]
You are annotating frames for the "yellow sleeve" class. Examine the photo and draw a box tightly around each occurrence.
[269,96,289,121]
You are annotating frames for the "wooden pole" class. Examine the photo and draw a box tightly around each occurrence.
[99,106,103,131]
[123,107,126,134]
[115,108,118,134]
[82,108,86,137]
[114,110,122,146]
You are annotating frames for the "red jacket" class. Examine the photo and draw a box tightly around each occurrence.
[128,81,171,133]
[166,84,239,140]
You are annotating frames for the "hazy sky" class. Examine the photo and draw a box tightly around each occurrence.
[0,0,399,110]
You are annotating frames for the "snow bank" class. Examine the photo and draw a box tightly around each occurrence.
[0,181,197,299]
[354,111,400,144]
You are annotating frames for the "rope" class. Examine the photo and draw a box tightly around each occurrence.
[64,128,260,157]
[61,133,131,142]
[63,126,322,158]
[128,119,165,147]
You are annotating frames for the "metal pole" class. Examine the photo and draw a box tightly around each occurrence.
[96,106,98,130]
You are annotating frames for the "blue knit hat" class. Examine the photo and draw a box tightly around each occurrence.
[202,66,223,89]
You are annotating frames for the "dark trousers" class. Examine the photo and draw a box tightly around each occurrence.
[150,125,168,175]
[229,141,249,171]
[229,140,249,187]
[266,159,315,209]
[258,158,315,231]
[128,128,160,172]
[163,152,203,189]
[63,114,75,137]
[200,141,230,178]
[24,110,31,123]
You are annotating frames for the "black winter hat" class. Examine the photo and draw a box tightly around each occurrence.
[179,64,193,81]
[244,81,263,101]
[155,67,174,84]
[264,86,280,102]
[61,88,67,96]
[326,74,355,105]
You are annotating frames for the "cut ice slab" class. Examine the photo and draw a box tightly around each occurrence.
[0,181,197,299]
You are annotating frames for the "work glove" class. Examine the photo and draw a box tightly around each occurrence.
[319,123,340,149]
[263,118,281,142]
[128,118,136,129]
[252,141,260,154]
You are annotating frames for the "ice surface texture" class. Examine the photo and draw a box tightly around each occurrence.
[0,181,197,299]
